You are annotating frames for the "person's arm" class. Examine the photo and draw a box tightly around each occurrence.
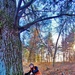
[28,70,32,74]
[32,66,39,73]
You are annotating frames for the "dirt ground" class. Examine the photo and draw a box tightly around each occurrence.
[23,62,75,75]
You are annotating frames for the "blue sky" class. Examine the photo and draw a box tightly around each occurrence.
[17,0,62,46]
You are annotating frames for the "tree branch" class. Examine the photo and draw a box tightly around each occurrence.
[18,13,75,32]
[14,0,35,28]
[20,0,35,10]
[14,0,22,28]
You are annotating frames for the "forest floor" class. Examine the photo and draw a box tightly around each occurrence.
[23,62,75,75]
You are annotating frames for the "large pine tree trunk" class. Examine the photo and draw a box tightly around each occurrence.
[0,0,23,75]
[2,27,23,75]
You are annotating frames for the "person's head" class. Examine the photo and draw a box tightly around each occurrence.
[29,63,34,68]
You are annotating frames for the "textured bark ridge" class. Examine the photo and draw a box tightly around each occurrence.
[2,26,23,75]
[0,0,23,75]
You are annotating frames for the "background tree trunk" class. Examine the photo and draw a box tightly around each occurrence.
[28,49,35,62]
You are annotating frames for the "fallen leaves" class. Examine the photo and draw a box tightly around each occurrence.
[23,62,75,75]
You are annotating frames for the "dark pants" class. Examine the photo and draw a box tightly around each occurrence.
[25,73,30,75]
[25,73,34,75]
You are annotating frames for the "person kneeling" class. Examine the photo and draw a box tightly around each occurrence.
[25,63,42,75]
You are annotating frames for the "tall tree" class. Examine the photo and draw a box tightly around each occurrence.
[1,1,75,75]
[0,0,23,75]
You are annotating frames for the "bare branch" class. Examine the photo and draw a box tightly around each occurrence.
[14,0,35,28]
[20,0,35,10]
[18,13,75,32]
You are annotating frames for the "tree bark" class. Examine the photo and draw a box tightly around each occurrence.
[2,27,23,75]
[0,0,23,75]
[28,49,35,62]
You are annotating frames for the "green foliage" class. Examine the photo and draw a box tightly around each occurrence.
[0,22,3,28]
[71,28,75,32]
[5,14,13,28]
[40,44,45,47]
[0,10,5,16]
[23,48,29,61]
[0,10,13,28]
[0,10,4,28]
